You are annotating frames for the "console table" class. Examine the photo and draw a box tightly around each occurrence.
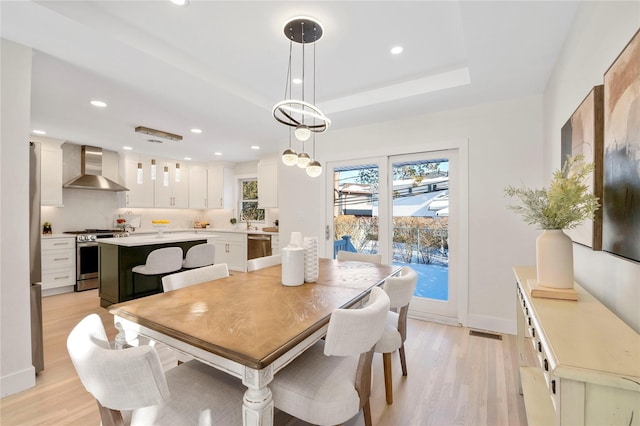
[513,266,639,425]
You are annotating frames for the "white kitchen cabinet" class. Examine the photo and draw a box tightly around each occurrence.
[208,232,246,271]
[189,165,208,209]
[207,165,234,209]
[258,159,278,208]
[122,158,154,208]
[41,237,75,292]
[271,234,280,255]
[40,142,63,206]
[154,161,189,208]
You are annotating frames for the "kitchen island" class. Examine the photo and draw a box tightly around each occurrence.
[98,233,208,307]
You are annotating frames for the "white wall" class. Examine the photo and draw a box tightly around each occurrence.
[280,95,544,334]
[1,39,36,396]
[543,1,640,332]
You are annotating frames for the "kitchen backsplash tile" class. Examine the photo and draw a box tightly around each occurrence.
[42,188,278,234]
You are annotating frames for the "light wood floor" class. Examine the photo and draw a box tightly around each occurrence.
[0,290,527,426]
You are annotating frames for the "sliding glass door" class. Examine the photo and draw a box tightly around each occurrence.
[326,149,460,323]
[389,151,458,321]
[330,163,380,257]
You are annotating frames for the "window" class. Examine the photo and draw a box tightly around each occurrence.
[240,178,265,222]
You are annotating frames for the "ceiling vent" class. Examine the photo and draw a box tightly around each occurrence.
[135,126,182,141]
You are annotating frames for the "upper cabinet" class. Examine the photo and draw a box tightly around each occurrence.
[258,159,278,208]
[189,165,208,209]
[40,141,63,206]
[208,165,234,209]
[154,161,189,208]
[122,158,154,208]
[121,156,235,210]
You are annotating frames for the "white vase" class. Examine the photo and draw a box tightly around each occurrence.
[536,229,574,289]
[281,246,304,286]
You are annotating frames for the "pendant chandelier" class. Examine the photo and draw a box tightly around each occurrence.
[273,16,329,177]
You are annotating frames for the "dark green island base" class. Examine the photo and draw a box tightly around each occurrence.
[99,239,206,307]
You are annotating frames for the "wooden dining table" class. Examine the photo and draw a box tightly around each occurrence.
[108,257,400,426]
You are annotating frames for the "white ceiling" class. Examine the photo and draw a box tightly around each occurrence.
[1,1,579,163]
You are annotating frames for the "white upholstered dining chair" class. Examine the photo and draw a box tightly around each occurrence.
[270,286,390,426]
[160,263,230,364]
[67,314,243,426]
[246,254,281,271]
[374,265,418,404]
[336,250,382,264]
[162,263,229,292]
[182,243,215,269]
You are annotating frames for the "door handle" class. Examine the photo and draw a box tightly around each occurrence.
[325,225,330,240]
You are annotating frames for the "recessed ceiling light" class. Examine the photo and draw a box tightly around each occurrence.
[184,157,192,161]
[170,0,189,5]
[32,130,46,135]
[190,128,202,134]
[123,146,133,150]
[251,146,260,150]
[292,78,302,85]
[214,152,223,156]
[90,100,107,107]
[390,46,404,55]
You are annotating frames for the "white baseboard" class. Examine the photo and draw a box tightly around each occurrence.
[42,285,74,297]
[467,313,516,335]
[0,365,35,398]
[408,309,460,327]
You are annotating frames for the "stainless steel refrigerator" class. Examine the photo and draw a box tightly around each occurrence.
[29,141,44,373]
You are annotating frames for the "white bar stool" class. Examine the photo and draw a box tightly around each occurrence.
[182,243,215,269]
[131,247,183,298]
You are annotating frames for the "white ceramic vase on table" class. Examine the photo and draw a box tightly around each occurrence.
[536,229,574,289]
[281,246,304,286]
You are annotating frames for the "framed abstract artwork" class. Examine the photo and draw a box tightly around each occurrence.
[561,85,604,250]
[602,29,640,263]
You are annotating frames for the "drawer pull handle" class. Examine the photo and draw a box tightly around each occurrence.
[538,341,542,353]
[54,257,69,261]
[54,276,70,280]
[544,359,549,371]
[551,379,556,394]
[53,243,68,245]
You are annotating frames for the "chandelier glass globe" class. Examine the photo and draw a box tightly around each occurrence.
[294,124,311,141]
[297,152,311,168]
[281,148,298,166]
[306,160,322,177]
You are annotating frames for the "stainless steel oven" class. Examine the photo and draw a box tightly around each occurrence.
[76,239,99,291]
[66,230,129,291]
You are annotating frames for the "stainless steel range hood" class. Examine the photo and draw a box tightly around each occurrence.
[63,145,129,192]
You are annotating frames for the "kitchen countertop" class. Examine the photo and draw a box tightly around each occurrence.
[204,228,278,235]
[41,234,75,239]
[97,233,209,247]
[129,228,278,236]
